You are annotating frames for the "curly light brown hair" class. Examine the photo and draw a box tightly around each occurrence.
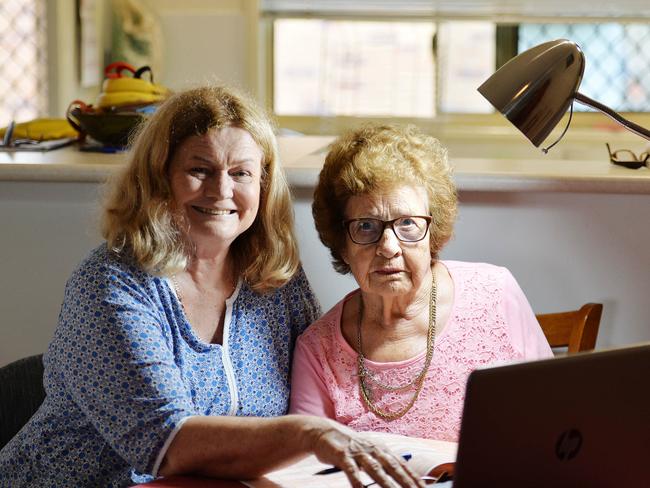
[102,85,299,292]
[313,124,457,275]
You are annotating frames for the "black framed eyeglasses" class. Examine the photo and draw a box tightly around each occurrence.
[606,143,649,169]
[343,216,432,245]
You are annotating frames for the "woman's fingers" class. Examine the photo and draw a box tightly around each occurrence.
[338,454,367,488]
[350,451,395,488]
[306,417,424,488]
[336,438,423,488]
[371,448,425,488]
[351,446,425,488]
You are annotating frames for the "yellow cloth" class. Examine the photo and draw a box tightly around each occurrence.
[0,119,78,140]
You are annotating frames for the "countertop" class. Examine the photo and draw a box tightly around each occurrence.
[1,136,649,194]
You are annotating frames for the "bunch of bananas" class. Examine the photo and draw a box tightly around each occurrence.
[96,62,169,109]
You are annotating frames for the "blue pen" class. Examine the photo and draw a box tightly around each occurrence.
[315,453,412,475]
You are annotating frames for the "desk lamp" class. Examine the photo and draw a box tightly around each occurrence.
[477,39,650,152]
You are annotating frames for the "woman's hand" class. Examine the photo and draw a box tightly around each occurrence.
[298,416,426,488]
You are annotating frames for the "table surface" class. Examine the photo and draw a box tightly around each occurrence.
[131,432,457,488]
[133,477,454,487]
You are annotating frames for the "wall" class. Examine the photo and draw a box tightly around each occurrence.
[2,179,649,367]
[0,181,103,366]
[47,0,105,117]
[140,0,258,94]
[47,0,258,116]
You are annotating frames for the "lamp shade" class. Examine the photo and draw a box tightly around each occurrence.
[478,39,585,147]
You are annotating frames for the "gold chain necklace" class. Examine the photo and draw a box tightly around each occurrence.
[357,271,437,420]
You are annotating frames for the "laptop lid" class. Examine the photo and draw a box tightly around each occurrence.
[453,343,650,488]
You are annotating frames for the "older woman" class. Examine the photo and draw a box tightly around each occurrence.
[0,89,424,488]
[290,124,553,440]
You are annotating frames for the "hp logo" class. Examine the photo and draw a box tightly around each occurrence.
[555,429,583,461]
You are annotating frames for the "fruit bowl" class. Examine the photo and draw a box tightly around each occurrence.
[66,104,146,147]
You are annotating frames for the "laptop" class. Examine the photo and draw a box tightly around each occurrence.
[452,343,650,487]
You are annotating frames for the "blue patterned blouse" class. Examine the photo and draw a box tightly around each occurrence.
[0,244,321,487]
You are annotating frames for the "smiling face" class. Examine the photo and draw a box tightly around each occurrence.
[342,184,432,298]
[168,126,263,252]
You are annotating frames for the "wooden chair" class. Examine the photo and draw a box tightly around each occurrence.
[536,303,603,353]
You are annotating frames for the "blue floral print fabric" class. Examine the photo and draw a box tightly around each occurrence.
[0,244,321,487]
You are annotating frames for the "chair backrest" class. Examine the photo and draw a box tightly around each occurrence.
[536,303,603,353]
[0,354,46,450]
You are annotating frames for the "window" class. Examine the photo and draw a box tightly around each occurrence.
[274,19,437,117]
[0,0,48,127]
[263,1,650,131]
[519,23,650,112]
[436,21,495,113]
[273,18,495,118]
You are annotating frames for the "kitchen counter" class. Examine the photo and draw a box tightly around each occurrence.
[1,136,649,193]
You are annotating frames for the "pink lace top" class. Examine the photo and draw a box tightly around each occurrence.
[289,261,553,441]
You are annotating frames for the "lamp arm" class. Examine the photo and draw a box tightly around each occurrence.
[574,92,650,141]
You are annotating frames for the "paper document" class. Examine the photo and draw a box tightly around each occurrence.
[243,431,457,488]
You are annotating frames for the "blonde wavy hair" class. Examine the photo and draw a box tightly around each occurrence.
[313,124,457,275]
[102,85,299,292]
